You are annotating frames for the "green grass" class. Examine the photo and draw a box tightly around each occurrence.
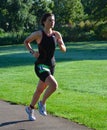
[0,41,107,130]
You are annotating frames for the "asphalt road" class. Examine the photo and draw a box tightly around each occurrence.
[0,100,93,130]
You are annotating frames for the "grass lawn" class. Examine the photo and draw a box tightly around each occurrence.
[0,41,107,130]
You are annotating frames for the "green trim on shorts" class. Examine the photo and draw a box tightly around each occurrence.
[38,64,50,73]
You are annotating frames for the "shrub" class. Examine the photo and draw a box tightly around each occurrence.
[0,31,28,46]
[100,24,107,40]
[56,22,97,42]
[79,21,85,29]
[78,30,96,41]
[0,28,5,34]
[94,22,107,40]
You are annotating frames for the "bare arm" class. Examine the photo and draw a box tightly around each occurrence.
[24,31,40,58]
[55,31,66,52]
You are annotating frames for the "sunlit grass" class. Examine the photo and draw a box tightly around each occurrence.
[0,41,107,130]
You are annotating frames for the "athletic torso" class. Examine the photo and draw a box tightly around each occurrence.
[36,30,57,67]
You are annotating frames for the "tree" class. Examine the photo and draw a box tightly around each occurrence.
[8,0,36,31]
[81,0,107,21]
[0,0,9,31]
[31,0,54,28]
[0,0,36,32]
[52,0,85,26]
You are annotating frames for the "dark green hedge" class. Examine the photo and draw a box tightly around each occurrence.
[0,22,107,46]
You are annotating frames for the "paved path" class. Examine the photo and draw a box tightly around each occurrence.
[0,100,92,130]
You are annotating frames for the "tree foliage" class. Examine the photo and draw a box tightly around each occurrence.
[31,0,54,27]
[81,0,107,21]
[0,0,106,33]
[52,0,84,25]
[0,0,36,32]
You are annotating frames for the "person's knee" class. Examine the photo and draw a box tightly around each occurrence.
[45,75,58,90]
[52,81,58,91]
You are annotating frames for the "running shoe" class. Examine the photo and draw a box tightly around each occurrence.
[38,101,47,116]
[25,106,36,121]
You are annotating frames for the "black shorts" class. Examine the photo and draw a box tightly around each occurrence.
[34,64,55,82]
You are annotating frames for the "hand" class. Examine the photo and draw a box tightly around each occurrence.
[33,51,39,58]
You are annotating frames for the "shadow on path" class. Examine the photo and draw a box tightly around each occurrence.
[0,120,29,127]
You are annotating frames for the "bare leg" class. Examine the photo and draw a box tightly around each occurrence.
[41,75,58,105]
[30,80,47,107]
[25,80,47,121]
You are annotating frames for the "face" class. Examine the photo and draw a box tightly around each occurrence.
[44,15,55,29]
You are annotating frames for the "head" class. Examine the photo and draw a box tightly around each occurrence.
[41,13,55,28]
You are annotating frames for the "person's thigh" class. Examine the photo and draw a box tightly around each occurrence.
[45,75,58,89]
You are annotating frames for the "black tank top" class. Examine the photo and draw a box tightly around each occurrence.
[36,30,57,67]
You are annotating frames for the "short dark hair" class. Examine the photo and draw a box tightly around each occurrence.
[41,13,54,26]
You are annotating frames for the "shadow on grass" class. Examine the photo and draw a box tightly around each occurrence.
[56,48,107,62]
[0,53,35,68]
[0,41,107,68]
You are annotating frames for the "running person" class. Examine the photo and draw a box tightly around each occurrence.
[24,13,66,121]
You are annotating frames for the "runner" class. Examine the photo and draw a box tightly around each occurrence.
[24,12,66,121]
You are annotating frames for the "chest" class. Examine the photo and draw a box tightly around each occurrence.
[39,34,57,50]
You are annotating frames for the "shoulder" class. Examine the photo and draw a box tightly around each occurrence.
[31,30,42,37]
[53,30,62,40]
[25,30,43,44]
[32,30,42,41]
[53,30,62,38]
[53,30,61,36]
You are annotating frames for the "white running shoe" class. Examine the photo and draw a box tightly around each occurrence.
[25,107,36,121]
[38,101,47,116]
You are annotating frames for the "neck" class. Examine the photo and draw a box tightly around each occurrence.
[43,27,52,35]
